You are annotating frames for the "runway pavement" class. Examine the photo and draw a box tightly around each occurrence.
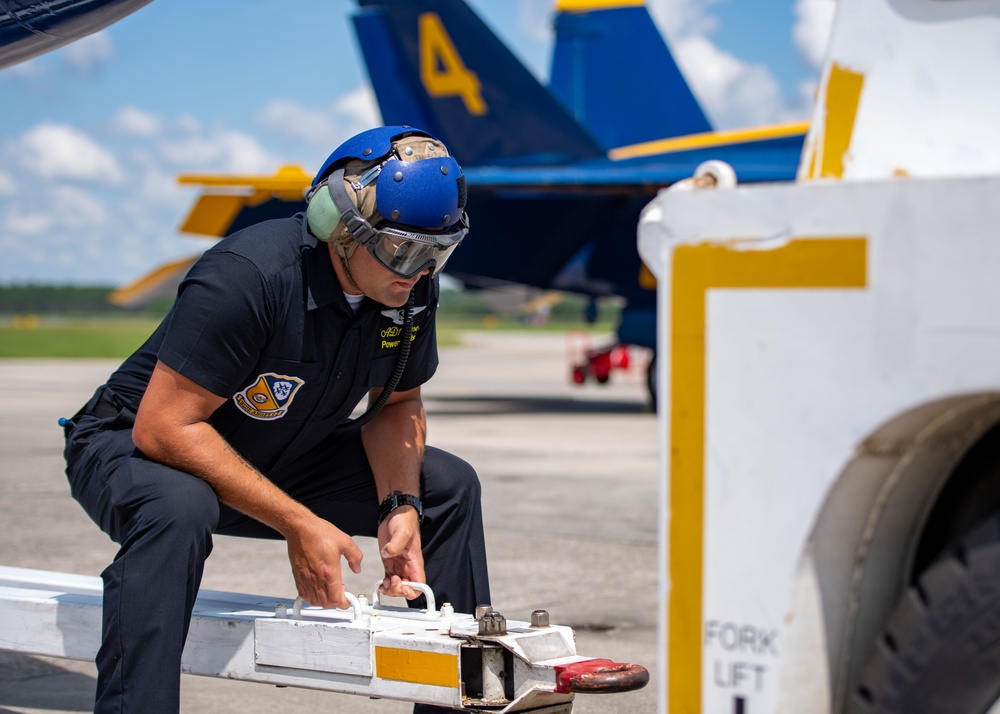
[0,331,660,714]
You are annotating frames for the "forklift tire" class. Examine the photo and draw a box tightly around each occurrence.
[847,512,1000,714]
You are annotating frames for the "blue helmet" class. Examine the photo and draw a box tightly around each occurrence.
[306,126,469,278]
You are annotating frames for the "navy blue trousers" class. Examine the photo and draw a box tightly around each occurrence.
[64,390,490,714]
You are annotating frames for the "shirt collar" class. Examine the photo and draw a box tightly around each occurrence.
[300,214,341,311]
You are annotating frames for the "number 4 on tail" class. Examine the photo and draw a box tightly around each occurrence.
[418,12,488,115]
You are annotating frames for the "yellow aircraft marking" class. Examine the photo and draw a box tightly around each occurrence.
[608,122,809,162]
[555,0,645,11]
[419,12,488,116]
[175,165,312,237]
[668,237,867,713]
[375,646,459,689]
[809,63,865,180]
[180,194,248,238]
[177,164,311,191]
[107,255,200,307]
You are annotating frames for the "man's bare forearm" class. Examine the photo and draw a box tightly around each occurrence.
[361,388,426,502]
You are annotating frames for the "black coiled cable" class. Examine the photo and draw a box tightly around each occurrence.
[333,294,414,433]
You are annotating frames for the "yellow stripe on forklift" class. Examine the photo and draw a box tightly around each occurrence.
[668,237,867,713]
[375,646,460,689]
[816,64,865,179]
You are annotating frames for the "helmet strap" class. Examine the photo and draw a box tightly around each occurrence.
[338,250,362,294]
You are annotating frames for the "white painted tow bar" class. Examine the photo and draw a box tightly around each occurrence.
[0,566,647,712]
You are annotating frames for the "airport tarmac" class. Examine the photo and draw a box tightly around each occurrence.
[0,331,660,714]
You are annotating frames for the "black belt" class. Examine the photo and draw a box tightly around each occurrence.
[89,399,120,419]
[70,386,130,424]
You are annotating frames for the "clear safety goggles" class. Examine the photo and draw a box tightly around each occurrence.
[365,219,468,279]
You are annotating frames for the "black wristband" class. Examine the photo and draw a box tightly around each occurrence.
[378,490,424,525]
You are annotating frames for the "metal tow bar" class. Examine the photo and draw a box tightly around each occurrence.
[0,567,649,712]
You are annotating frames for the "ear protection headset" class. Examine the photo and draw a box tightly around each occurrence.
[305,181,342,243]
[306,124,416,243]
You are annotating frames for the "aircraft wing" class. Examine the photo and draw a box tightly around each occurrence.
[464,125,806,192]
[0,0,153,70]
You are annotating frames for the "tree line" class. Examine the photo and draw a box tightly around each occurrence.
[0,283,618,326]
[0,285,171,316]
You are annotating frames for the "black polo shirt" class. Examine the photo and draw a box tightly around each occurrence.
[105,213,439,475]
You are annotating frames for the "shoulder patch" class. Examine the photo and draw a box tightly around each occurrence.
[234,372,305,420]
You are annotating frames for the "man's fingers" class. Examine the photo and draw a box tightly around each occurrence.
[300,581,353,610]
[380,574,419,600]
[380,529,406,559]
[345,539,364,574]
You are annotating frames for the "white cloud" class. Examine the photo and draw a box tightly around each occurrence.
[647,0,764,128]
[648,0,813,128]
[176,114,202,135]
[213,131,282,174]
[647,0,720,41]
[258,99,335,144]
[135,165,189,208]
[158,128,279,174]
[113,106,163,137]
[257,87,380,151]
[3,205,53,236]
[18,124,124,183]
[793,0,837,69]
[3,57,44,79]
[516,0,553,45]
[332,86,381,135]
[0,172,14,197]
[61,31,115,74]
[671,35,789,128]
[49,185,110,228]
[2,186,107,241]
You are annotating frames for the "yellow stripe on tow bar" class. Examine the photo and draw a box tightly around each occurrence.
[375,647,460,689]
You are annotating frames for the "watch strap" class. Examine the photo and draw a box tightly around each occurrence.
[378,490,424,525]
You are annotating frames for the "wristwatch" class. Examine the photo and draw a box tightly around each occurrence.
[378,490,424,525]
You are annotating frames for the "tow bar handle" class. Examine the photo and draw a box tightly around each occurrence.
[554,658,650,694]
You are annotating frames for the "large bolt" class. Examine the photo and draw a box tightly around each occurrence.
[531,610,550,628]
[478,610,507,636]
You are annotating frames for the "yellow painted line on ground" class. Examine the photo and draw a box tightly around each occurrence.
[375,646,460,689]
[668,237,867,713]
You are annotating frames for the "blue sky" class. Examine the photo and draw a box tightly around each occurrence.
[0,0,836,287]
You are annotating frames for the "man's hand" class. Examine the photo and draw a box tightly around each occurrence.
[286,516,364,609]
[377,506,425,600]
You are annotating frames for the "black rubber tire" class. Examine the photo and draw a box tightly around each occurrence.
[847,512,1000,713]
